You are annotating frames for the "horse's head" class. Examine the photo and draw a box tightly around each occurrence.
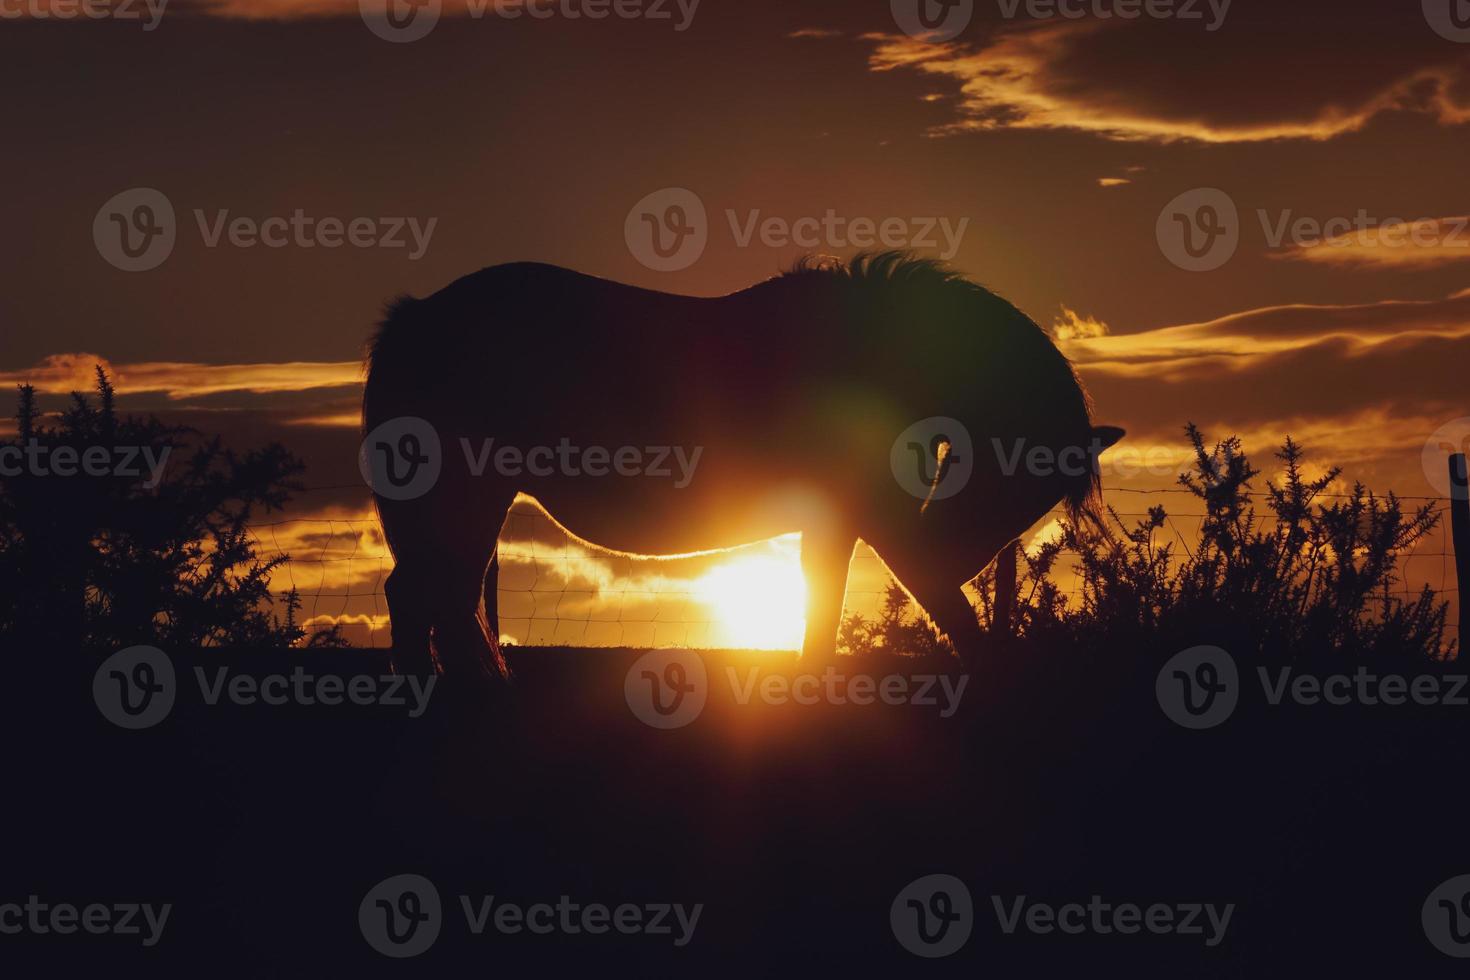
[825,253,1124,593]
[900,420,1126,588]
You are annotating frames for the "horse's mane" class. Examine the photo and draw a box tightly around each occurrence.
[782,251,1102,520]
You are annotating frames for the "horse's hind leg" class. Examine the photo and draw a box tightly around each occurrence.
[384,561,435,674]
[429,494,514,680]
[482,548,501,644]
[431,552,507,680]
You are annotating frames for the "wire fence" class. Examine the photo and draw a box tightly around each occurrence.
[249,485,1462,650]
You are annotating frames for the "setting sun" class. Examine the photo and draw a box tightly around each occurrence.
[693,553,808,651]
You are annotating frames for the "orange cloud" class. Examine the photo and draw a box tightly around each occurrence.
[1052,306,1109,341]
[1278,216,1470,268]
[861,22,1470,144]
[1061,291,1470,378]
[0,354,362,400]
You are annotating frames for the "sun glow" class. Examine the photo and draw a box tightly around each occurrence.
[694,555,808,651]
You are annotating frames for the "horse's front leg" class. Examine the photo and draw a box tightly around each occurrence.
[799,528,855,665]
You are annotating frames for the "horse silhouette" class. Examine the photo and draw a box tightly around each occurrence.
[363,253,1122,677]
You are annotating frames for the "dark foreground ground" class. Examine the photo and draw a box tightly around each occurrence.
[5,643,1469,976]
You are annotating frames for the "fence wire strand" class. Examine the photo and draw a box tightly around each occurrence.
[249,486,1461,649]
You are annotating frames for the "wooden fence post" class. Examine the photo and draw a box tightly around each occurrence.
[992,539,1019,639]
[1451,454,1469,658]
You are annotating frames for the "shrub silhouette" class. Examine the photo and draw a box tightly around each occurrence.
[847,427,1451,661]
[837,581,953,659]
[0,368,342,649]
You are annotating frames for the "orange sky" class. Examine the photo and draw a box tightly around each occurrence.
[3,0,1466,643]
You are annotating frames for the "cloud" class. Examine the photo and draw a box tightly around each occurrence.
[0,354,362,400]
[789,27,843,39]
[1097,177,1130,187]
[1064,291,1470,371]
[1277,216,1470,268]
[1062,289,1470,496]
[1052,306,1110,341]
[859,17,1470,144]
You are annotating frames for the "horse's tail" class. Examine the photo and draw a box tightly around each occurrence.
[363,295,424,433]
[362,295,428,564]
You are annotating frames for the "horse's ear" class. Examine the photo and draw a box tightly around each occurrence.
[1091,425,1126,452]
